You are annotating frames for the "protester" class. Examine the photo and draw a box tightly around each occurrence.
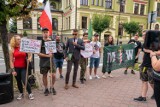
[64,29,85,89]
[124,34,141,74]
[38,28,56,96]
[79,33,90,84]
[9,35,34,100]
[89,33,101,79]
[134,31,154,102]
[53,34,65,79]
[102,35,114,78]
[150,50,160,107]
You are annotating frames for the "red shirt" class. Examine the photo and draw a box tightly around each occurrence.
[13,47,27,68]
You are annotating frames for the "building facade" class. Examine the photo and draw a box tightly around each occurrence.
[17,0,160,43]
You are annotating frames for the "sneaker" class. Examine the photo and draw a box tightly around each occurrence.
[134,96,146,102]
[17,93,23,100]
[29,93,34,100]
[102,75,107,79]
[44,89,49,96]
[151,94,155,99]
[60,75,64,79]
[95,75,100,79]
[124,70,127,74]
[89,75,92,80]
[131,70,135,74]
[108,74,113,78]
[52,88,56,95]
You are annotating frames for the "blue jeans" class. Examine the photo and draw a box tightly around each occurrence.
[54,58,64,69]
[89,57,100,68]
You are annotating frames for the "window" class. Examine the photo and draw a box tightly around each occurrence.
[51,2,56,9]
[69,17,70,29]
[37,17,41,29]
[118,23,123,36]
[134,3,139,14]
[23,17,32,29]
[82,17,87,29]
[157,3,160,17]
[120,1,125,13]
[105,0,112,9]
[80,0,88,5]
[52,18,58,31]
[101,0,103,6]
[66,18,68,29]
[155,24,159,30]
[140,4,145,15]
[96,0,99,6]
[92,0,94,5]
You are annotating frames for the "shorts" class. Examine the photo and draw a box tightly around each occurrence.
[40,67,56,74]
[54,58,64,69]
[89,57,100,68]
[139,66,154,84]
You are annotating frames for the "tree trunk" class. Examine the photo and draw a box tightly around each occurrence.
[129,34,132,40]
[0,20,10,72]
[99,32,101,42]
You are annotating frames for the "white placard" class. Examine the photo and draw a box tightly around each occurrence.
[81,43,93,58]
[20,38,41,54]
[44,41,57,54]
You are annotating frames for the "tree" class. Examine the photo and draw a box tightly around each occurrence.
[9,18,17,33]
[122,21,141,40]
[92,14,111,41]
[23,31,28,37]
[0,0,38,72]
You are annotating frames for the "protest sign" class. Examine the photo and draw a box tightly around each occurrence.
[81,43,93,58]
[44,41,57,54]
[102,44,135,73]
[20,38,41,54]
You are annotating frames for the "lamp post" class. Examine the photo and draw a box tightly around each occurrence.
[116,0,125,45]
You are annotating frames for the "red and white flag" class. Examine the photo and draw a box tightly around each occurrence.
[39,1,52,36]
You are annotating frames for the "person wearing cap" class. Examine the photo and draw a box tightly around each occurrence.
[64,29,85,89]
[89,33,102,79]
[38,27,57,96]
[124,33,142,74]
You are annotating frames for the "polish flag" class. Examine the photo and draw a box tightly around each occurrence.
[39,1,52,36]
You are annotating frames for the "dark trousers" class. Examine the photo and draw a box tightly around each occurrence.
[154,79,160,107]
[15,68,32,94]
[65,58,79,84]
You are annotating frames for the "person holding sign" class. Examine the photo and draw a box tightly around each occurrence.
[38,28,56,96]
[64,29,85,89]
[79,33,90,84]
[102,35,114,78]
[89,33,102,80]
[53,34,65,79]
[9,35,34,100]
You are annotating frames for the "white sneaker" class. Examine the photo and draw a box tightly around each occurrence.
[102,75,107,79]
[89,75,92,80]
[108,74,114,78]
[17,93,23,100]
[95,75,100,79]
[29,93,34,100]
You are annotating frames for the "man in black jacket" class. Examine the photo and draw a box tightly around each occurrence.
[64,29,85,89]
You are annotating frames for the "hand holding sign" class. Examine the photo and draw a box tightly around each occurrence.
[44,41,57,54]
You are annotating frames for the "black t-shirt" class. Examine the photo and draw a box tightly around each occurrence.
[104,43,114,46]
[128,39,141,56]
[141,44,152,68]
[54,42,65,59]
[39,39,50,68]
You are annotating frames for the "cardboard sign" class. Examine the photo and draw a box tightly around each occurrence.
[44,41,57,54]
[20,38,41,54]
[81,43,93,58]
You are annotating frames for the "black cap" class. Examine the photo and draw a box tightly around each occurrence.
[94,33,99,37]
[42,27,49,31]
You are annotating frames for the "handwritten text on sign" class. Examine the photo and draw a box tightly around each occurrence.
[45,41,57,54]
[20,38,41,54]
[81,43,93,58]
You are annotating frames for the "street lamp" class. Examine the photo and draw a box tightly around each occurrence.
[116,0,125,45]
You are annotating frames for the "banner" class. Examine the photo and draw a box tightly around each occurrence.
[102,44,135,73]
[20,38,41,54]
[45,41,57,54]
[81,43,93,58]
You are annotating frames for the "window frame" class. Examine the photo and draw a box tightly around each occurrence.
[105,0,112,9]
[82,16,87,29]
[23,17,32,29]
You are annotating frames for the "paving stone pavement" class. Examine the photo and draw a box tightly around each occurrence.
[1,67,156,107]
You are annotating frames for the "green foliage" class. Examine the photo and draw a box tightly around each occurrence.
[23,31,28,37]
[92,14,111,34]
[122,21,141,36]
[9,18,17,33]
